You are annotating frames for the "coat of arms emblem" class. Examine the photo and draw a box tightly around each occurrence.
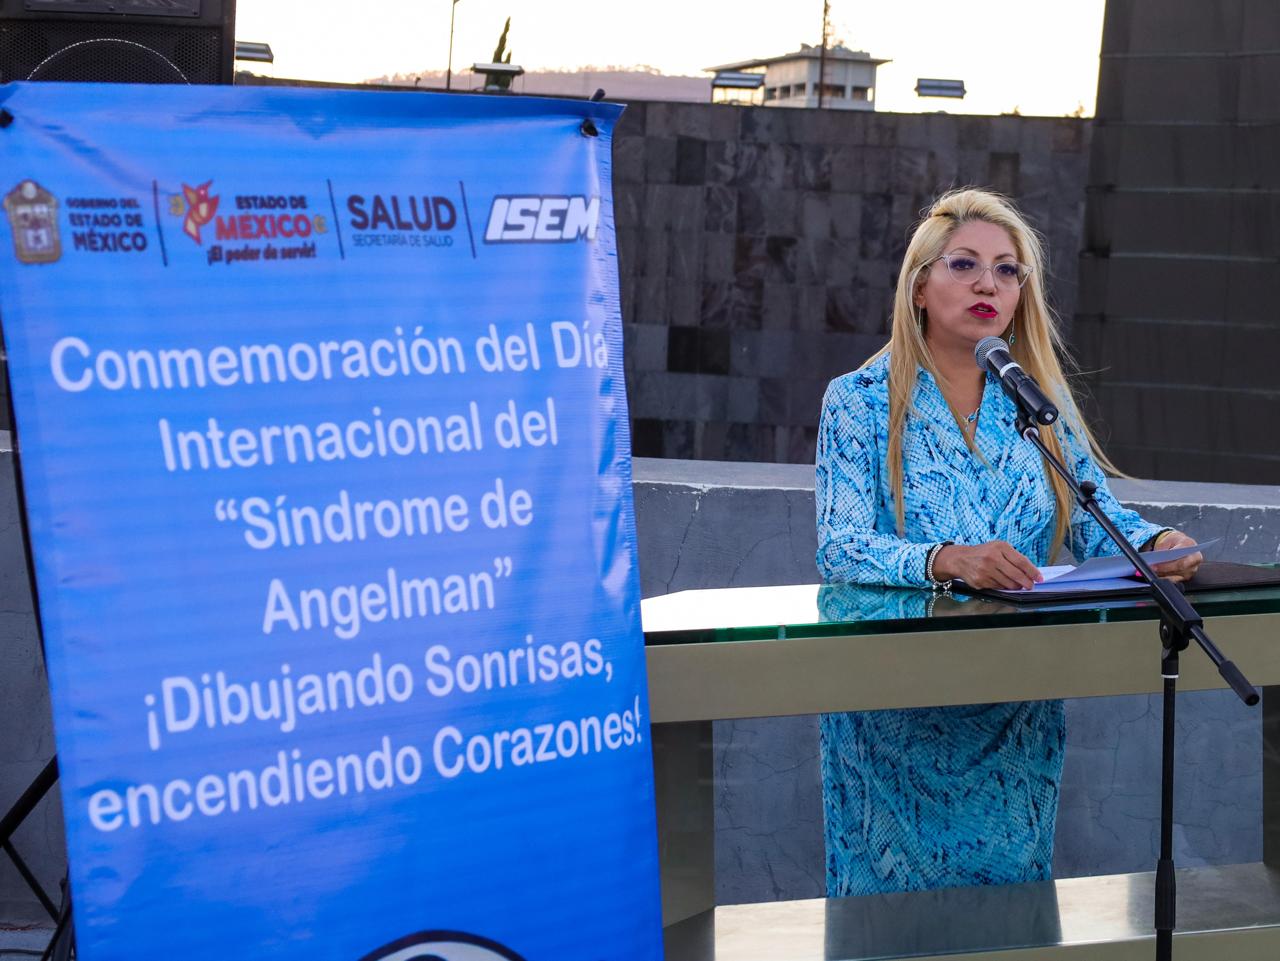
[4,180,61,264]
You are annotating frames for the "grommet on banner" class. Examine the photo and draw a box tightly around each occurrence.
[0,110,14,128]
[580,89,605,137]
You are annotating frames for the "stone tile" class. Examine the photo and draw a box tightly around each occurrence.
[957,117,992,151]
[666,326,700,374]
[765,235,799,284]
[859,147,893,193]
[645,135,677,184]
[1020,119,1053,155]
[734,235,769,284]
[800,191,834,239]
[644,184,706,233]
[730,142,769,186]
[757,376,788,423]
[740,106,794,143]
[1052,118,1086,153]
[794,237,831,286]
[703,232,735,281]
[675,136,708,186]
[701,278,764,330]
[957,147,994,187]
[634,274,669,326]
[762,282,797,329]
[666,282,701,328]
[988,151,1021,196]
[693,373,730,420]
[614,101,645,137]
[705,140,738,185]
[893,113,931,148]
[799,145,834,191]
[611,135,645,185]
[722,422,769,461]
[646,101,713,139]
[639,228,669,278]
[613,182,645,228]
[988,115,1022,151]
[727,377,760,423]
[737,188,800,236]
[825,282,873,333]
[667,231,703,283]
[704,184,737,233]
[629,417,663,457]
[828,193,863,240]
[696,420,731,461]
[730,330,795,379]
[866,113,899,147]
[765,143,802,189]
[708,104,740,142]
[795,284,830,332]
[662,418,696,458]
[623,323,668,372]
[829,144,866,193]
[892,149,932,195]
[858,192,894,259]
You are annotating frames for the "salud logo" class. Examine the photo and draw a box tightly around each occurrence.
[359,931,527,961]
[172,180,220,244]
[4,179,61,264]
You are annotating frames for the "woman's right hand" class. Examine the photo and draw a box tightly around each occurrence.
[932,541,1043,591]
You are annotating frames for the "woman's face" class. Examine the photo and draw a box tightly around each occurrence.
[914,220,1022,355]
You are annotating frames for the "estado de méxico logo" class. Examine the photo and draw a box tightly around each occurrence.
[4,179,61,264]
[359,931,526,961]
[170,178,327,265]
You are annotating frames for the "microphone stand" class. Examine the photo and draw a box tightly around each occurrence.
[1013,411,1258,961]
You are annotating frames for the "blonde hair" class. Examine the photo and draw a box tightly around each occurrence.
[865,187,1118,553]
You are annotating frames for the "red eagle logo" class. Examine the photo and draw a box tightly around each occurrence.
[181,181,219,244]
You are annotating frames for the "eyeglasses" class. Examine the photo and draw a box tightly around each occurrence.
[930,253,1033,289]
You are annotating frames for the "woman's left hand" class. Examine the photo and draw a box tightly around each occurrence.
[1145,530,1202,583]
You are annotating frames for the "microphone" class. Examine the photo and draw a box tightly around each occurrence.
[974,337,1059,426]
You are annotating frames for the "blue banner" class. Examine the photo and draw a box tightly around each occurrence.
[0,82,660,960]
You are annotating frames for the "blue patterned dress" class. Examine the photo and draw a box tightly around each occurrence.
[815,353,1163,896]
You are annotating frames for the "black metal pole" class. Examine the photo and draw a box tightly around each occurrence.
[446,0,458,92]
[0,756,58,846]
[1011,413,1257,961]
[817,0,829,109]
[1156,653,1178,961]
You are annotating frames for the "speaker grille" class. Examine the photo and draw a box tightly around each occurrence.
[0,19,223,83]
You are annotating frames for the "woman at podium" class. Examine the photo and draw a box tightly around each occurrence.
[814,188,1201,896]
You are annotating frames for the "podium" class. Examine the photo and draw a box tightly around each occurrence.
[644,582,1280,959]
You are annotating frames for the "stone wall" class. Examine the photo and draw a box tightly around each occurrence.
[613,102,1093,464]
[1075,0,1280,484]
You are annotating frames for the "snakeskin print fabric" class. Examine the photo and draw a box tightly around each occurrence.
[815,353,1164,895]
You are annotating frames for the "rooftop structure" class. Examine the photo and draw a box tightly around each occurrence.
[707,43,888,109]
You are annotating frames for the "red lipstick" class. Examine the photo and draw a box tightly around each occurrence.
[968,302,997,319]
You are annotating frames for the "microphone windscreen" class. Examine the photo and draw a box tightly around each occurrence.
[974,336,1009,371]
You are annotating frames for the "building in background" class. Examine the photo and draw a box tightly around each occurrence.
[707,44,887,109]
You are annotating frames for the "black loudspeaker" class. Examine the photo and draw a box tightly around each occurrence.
[0,0,236,85]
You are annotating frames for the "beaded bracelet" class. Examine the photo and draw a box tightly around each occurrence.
[925,540,955,591]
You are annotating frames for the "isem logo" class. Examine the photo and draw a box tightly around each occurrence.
[359,931,527,961]
[484,195,599,244]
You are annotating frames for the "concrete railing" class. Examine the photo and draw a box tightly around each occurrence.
[3,453,1279,919]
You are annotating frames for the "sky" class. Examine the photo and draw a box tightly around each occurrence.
[235,0,1109,117]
